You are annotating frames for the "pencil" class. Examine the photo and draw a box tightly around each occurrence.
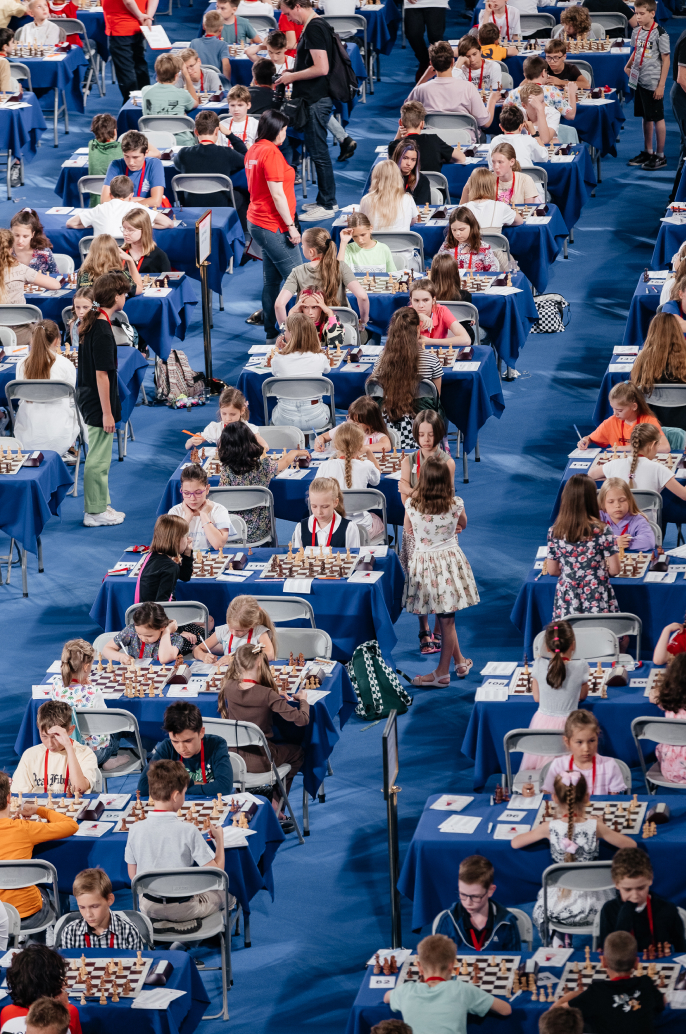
[182,429,199,436]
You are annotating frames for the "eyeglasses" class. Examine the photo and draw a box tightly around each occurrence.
[181,490,206,498]
[458,891,487,903]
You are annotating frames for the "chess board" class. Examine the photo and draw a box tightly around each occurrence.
[271,660,325,694]
[555,958,681,996]
[355,273,420,295]
[376,451,403,473]
[617,552,652,579]
[9,794,89,821]
[565,38,613,53]
[398,955,520,996]
[510,667,534,694]
[647,667,665,698]
[203,457,222,476]
[259,549,361,580]
[88,665,173,696]
[0,450,28,474]
[459,274,493,294]
[65,955,152,998]
[114,794,232,832]
[192,550,231,578]
[534,798,647,835]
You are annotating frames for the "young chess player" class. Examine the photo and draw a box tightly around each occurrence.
[59,868,145,949]
[384,934,512,1031]
[432,855,522,951]
[194,594,277,665]
[101,601,187,664]
[477,21,518,61]
[100,130,166,209]
[25,998,71,1034]
[11,701,98,794]
[557,931,666,1029]
[625,0,670,172]
[219,84,260,148]
[0,772,78,928]
[66,176,173,237]
[17,0,64,47]
[454,36,502,93]
[290,476,361,548]
[598,848,686,951]
[488,104,548,167]
[2,947,82,1034]
[190,10,232,80]
[541,709,627,795]
[477,0,521,40]
[168,464,235,552]
[578,381,670,451]
[185,385,267,450]
[174,48,222,96]
[141,54,198,146]
[508,57,577,144]
[386,100,463,171]
[125,760,226,925]
[544,39,591,89]
[137,702,234,797]
[216,0,263,50]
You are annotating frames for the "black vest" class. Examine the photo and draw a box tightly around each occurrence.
[299,516,350,548]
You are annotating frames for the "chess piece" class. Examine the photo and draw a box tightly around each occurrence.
[122,979,132,995]
[373,953,381,974]
[135,950,143,969]
[80,993,86,1005]
[584,946,592,972]
[460,958,469,976]
[120,815,128,832]
[111,988,119,1003]
[118,959,124,975]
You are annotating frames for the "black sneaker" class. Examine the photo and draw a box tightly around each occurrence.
[643,154,667,171]
[627,151,650,166]
[337,136,357,162]
[245,309,264,325]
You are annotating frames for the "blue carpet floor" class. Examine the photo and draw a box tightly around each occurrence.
[1,4,684,1030]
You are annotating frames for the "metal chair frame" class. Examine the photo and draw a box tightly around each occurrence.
[331,306,361,347]
[341,487,389,545]
[49,18,102,99]
[261,376,336,437]
[73,707,145,791]
[423,169,450,203]
[255,425,306,450]
[251,595,316,627]
[424,110,480,145]
[519,12,556,36]
[208,486,277,547]
[171,173,236,210]
[503,727,567,792]
[565,612,642,665]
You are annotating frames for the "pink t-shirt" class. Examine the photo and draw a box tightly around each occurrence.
[427,305,455,340]
[542,754,626,795]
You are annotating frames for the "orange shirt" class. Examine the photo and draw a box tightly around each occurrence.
[589,413,662,448]
[0,808,79,917]
[245,138,296,234]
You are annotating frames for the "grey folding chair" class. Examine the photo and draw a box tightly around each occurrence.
[243,14,276,33]
[251,595,316,628]
[632,716,686,793]
[79,235,125,261]
[523,164,549,201]
[3,901,21,946]
[556,125,579,145]
[92,631,114,655]
[52,253,74,275]
[208,486,277,546]
[587,12,628,35]
[507,908,533,950]
[274,627,332,660]
[520,12,555,35]
[138,113,196,136]
[10,61,31,92]
[171,174,236,210]
[481,232,511,265]
[73,707,145,791]
[5,379,87,498]
[648,519,663,547]
[533,626,619,664]
[503,728,566,792]
[424,170,450,203]
[630,488,663,526]
[590,21,607,38]
[0,860,59,936]
[341,488,389,545]
[0,302,42,327]
[416,378,438,400]
[372,231,425,273]
[331,306,360,347]
[646,384,686,410]
[49,18,102,98]
[125,599,210,637]
[424,111,481,145]
[573,59,594,88]
[226,513,248,545]
[54,909,154,948]
[566,612,642,665]
[261,376,336,437]
[542,862,614,945]
[132,867,232,1019]
[255,425,305,449]
[141,130,176,149]
[421,125,473,147]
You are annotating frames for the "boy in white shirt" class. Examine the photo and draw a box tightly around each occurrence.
[488,103,548,165]
[236,0,274,17]
[11,700,99,794]
[17,0,63,46]
[454,35,501,92]
[477,0,521,41]
[218,84,259,147]
[66,175,174,236]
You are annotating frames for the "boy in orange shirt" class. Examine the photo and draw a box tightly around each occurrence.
[0,771,78,927]
[577,381,670,451]
[476,23,517,61]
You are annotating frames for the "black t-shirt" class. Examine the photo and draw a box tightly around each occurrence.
[138,245,171,275]
[583,0,633,37]
[574,975,664,1034]
[386,131,453,173]
[549,61,584,82]
[673,29,686,82]
[599,893,686,952]
[406,171,431,205]
[78,317,120,427]
[173,142,246,207]
[249,85,279,115]
[292,16,335,103]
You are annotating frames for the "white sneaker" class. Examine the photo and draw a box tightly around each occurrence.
[302,202,339,211]
[299,205,337,222]
[102,753,130,770]
[106,504,126,518]
[83,510,125,526]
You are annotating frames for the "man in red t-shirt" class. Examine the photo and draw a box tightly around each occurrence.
[103,0,158,101]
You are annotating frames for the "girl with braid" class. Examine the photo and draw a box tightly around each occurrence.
[51,639,125,769]
[512,773,634,944]
[589,424,686,523]
[317,422,383,542]
[518,621,589,771]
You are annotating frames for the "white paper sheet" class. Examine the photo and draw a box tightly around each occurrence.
[452,361,481,371]
[32,685,53,699]
[221,826,257,848]
[131,988,187,1009]
[275,468,309,479]
[141,24,172,48]
[568,447,600,458]
[493,823,530,839]
[370,975,396,988]
[303,688,330,704]
[499,809,526,822]
[165,685,199,698]
[480,661,518,676]
[569,461,592,469]
[348,570,384,583]
[531,947,573,966]
[430,795,474,811]
[438,814,482,834]
[46,207,73,215]
[97,793,131,809]
[508,793,543,809]
[609,362,636,371]
[284,578,312,593]
[74,821,114,838]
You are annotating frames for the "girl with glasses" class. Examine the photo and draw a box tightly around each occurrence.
[168,463,236,551]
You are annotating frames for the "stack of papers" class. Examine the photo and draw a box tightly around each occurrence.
[475,681,508,702]
[480,662,517,676]
[131,989,187,1009]
[430,795,474,811]
[438,814,481,834]
[493,823,530,839]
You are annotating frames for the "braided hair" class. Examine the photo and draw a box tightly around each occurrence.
[627,423,660,487]
[553,773,589,863]
[543,620,574,689]
[332,421,365,489]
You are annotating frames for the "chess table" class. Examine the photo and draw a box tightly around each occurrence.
[0,92,46,170]
[620,272,664,354]
[503,46,631,93]
[9,46,88,118]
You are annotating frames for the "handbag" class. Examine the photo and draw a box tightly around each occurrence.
[530,293,571,334]
[281,96,308,131]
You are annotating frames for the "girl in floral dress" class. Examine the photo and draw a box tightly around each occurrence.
[438,207,498,272]
[650,653,686,783]
[10,208,58,275]
[546,474,620,619]
[404,455,479,687]
[217,422,309,544]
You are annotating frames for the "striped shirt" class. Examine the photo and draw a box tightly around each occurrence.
[60,910,145,950]
[373,351,443,383]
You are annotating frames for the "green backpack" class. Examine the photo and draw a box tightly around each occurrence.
[347,640,413,720]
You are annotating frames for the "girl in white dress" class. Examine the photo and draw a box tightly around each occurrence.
[194,594,277,665]
[317,421,383,541]
[512,772,634,945]
[404,455,479,687]
[14,320,80,457]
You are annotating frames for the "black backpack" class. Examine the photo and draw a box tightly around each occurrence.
[327,26,359,104]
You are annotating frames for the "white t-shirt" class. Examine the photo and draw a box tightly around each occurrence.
[19,19,62,44]
[316,456,381,531]
[508,0,539,13]
[78,199,155,238]
[463,198,518,230]
[321,0,359,13]
[270,351,332,377]
[214,623,269,654]
[200,418,259,443]
[488,133,548,167]
[168,501,236,551]
[218,115,259,149]
[455,59,502,91]
[291,512,361,548]
[236,0,274,15]
[359,192,417,233]
[602,457,673,496]
[477,5,521,36]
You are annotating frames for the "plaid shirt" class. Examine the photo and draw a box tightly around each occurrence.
[60,910,145,950]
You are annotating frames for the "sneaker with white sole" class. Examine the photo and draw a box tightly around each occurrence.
[106,504,126,518]
[102,753,131,770]
[302,202,338,211]
[299,205,337,221]
[83,510,125,527]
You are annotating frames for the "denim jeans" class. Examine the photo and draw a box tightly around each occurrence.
[94,733,121,766]
[248,221,303,339]
[671,82,686,200]
[304,95,337,209]
[327,114,347,143]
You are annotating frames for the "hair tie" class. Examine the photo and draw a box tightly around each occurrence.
[560,771,580,786]
[251,643,264,654]
[22,207,32,213]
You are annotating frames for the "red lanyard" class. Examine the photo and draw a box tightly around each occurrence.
[453,246,473,270]
[229,118,248,142]
[135,255,144,272]
[176,739,206,783]
[416,451,421,478]
[638,22,655,66]
[621,521,631,535]
[496,173,514,201]
[242,679,259,685]
[138,642,145,658]
[469,62,485,89]
[569,753,596,795]
[469,926,488,951]
[136,160,146,198]
[85,932,114,948]
[44,751,68,793]
[424,976,446,983]
[493,8,509,39]
[313,516,336,547]
[228,628,253,652]
[98,308,111,325]
[199,70,204,91]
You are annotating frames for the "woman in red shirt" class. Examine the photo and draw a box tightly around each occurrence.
[245,108,302,344]
[2,945,82,1034]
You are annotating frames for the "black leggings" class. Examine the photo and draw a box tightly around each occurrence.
[404,6,447,81]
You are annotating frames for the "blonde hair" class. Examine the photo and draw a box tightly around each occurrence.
[332,421,365,488]
[309,476,346,516]
[155,53,181,82]
[80,234,123,281]
[61,638,95,689]
[203,9,223,31]
[0,228,18,300]
[281,312,321,355]
[122,206,155,256]
[24,321,60,380]
[598,477,648,522]
[467,168,496,201]
[362,160,406,231]
[220,643,276,715]
[628,424,661,486]
[226,595,277,649]
[228,83,251,103]
[417,934,456,973]
[608,380,652,416]
[490,141,521,172]
[519,81,543,104]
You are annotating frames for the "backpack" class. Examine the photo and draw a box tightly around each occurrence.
[154,349,206,407]
[346,640,413,720]
[327,27,359,104]
[530,293,571,334]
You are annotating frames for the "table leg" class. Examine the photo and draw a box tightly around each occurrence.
[5,147,10,201]
[475,437,480,462]
[21,546,27,597]
[563,236,568,259]
[53,88,58,147]
[37,536,43,574]
[63,90,69,135]
[302,784,310,836]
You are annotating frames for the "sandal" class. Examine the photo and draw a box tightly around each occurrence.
[411,671,451,688]
[455,659,473,679]
[419,631,440,655]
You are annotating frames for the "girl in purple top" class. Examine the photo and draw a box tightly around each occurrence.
[598,477,656,553]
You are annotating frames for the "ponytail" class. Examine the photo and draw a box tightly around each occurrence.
[552,773,588,862]
[332,422,365,490]
[302,227,341,307]
[60,638,95,688]
[543,620,575,688]
[219,642,276,716]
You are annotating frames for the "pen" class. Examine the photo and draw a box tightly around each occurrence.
[487,823,493,834]
[573,424,583,441]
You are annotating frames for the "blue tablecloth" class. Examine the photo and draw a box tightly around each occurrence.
[462,663,664,790]
[347,948,684,1034]
[237,344,504,454]
[674,166,686,203]
[31,793,283,916]
[0,449,72,553]
[399,793,686,931]
[622,275,661,350]
[10,47,88,114]
[31,208,243,296]
[116,98,228,136]
[89,547,405,660]
[652,219,686,271]
[10,11,110,59]
[0,93,46,160]
[16,661,356,797]
[505,48,630,93]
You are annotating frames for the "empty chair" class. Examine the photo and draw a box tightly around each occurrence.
[424,111,480,146]
[52,253,74,275]
[251,595,316,628]
[255,425,305,450]
[520,13,556,35]
[586,12,627,36]
[565,613,642,665]
[504,728,567,792]
[372,231,425,273]
[171,174,236,209]
[423,170,450,204]
[273,627,332,660]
